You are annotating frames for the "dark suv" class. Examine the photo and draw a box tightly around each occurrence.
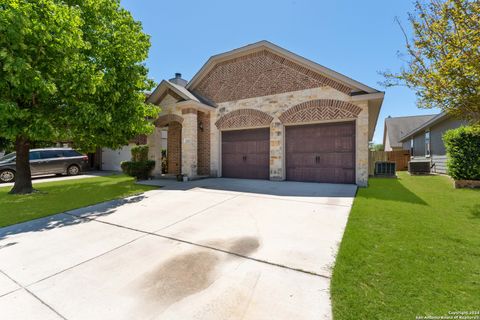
[0,148,88,183]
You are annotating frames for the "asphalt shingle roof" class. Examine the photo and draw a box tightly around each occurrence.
[384,114,437,148]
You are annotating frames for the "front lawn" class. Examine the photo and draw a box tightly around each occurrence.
[0,175,157,228]
[331,172,480,319]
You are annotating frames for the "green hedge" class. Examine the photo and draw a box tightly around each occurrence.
[131,145,149,162]
[121,160,155,180]
[443,126,480,180]
[121,145,154,180]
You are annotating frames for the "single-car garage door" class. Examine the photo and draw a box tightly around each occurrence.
[286,122,355,184]
[101,145,134,172]
[222,128,269,179]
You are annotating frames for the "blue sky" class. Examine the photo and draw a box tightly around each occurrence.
[121,0,439,144]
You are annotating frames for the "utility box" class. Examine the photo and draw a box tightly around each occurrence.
[375,162,396,177]
[408,161,431,174]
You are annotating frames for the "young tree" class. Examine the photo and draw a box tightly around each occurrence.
[0,0,159,194]
[383,0,480,123]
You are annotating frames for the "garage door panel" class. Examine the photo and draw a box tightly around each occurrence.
[222,128,270,180]
[335,168,355,184]
[335,136,355,152]
[317,153,337,167]
[335,124,355,136]
[286,122,355,184]
[315,168,336,183]
[339,153,355,168]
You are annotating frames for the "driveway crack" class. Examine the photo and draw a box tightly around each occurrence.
[0,269,68,320]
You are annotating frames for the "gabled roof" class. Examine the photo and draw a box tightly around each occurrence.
[187,40,381,95]
[147,80,209,106]
[399,113,450,142]
[383,114,437,148]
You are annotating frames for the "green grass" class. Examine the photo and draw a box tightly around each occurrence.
[331,172,480,319]
[0,175,157,228]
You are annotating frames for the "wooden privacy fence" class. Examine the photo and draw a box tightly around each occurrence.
[369,150,411,175]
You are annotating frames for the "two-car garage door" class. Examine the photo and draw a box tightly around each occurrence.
[221,122,355,184]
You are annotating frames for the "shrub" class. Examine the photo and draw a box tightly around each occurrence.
[443,126,480,180]
[121,160,155,180]
[121,145,155,180]
[131,145,149,162]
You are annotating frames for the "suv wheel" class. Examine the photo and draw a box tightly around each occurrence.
[0,170,15,183]
[67,165,80,176]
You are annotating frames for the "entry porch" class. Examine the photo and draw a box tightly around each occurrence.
[147,101,213,180]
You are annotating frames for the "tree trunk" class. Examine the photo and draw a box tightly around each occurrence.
[9,137,34,194]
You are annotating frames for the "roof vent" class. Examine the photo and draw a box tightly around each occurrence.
[169,73,188,87]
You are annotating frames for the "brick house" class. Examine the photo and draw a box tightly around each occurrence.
[145,41,384,186]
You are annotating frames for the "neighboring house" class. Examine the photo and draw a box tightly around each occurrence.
[101,134,167,171]
[383,115,436,151]
[133,40,385,186]
[399,113,467,174]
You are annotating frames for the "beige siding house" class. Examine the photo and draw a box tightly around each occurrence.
[146,41,384,186]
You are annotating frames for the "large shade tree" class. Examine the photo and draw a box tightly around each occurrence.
[383,0,480,123]
[0,0,159,194]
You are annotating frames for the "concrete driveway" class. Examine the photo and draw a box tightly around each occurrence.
[0,178,356,320]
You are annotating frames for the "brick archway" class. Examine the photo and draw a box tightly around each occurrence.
[215,109,274,130]
[154,114,184,128]
[153,114,183,175]
[278,99,362,124]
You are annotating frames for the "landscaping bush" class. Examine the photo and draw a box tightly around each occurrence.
[443,126,480,180]
[121,145,155,180]
[131,145,149,162]
[121,160,155,180]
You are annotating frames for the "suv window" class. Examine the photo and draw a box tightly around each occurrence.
[0,152,16,162]
[62,150,82,157]
[29,151,41,160]
[41,150,64,159]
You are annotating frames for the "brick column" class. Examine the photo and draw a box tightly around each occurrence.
[270,118,285,180]
[356,102,369,186]
[181,108,198,179]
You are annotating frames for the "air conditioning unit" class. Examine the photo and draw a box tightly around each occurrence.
[375,162,396,177]
[408,161,431,174]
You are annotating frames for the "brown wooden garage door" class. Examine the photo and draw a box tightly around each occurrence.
[286,122,355,184]
[222,128,270,179]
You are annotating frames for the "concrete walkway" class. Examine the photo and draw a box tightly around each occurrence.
[0,178,356,320]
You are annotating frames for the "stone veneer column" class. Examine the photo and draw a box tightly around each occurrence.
[356,102,369,186]
[210,111,220,177]
[147,127,163,177]
[181,108,198,178]
[270,118,285,180]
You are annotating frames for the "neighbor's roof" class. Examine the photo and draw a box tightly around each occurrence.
[383,114,437,148]
[399,113,450,142]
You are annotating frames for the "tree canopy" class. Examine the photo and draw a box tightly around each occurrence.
[383,0,480,123]
[0,0,159,193]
